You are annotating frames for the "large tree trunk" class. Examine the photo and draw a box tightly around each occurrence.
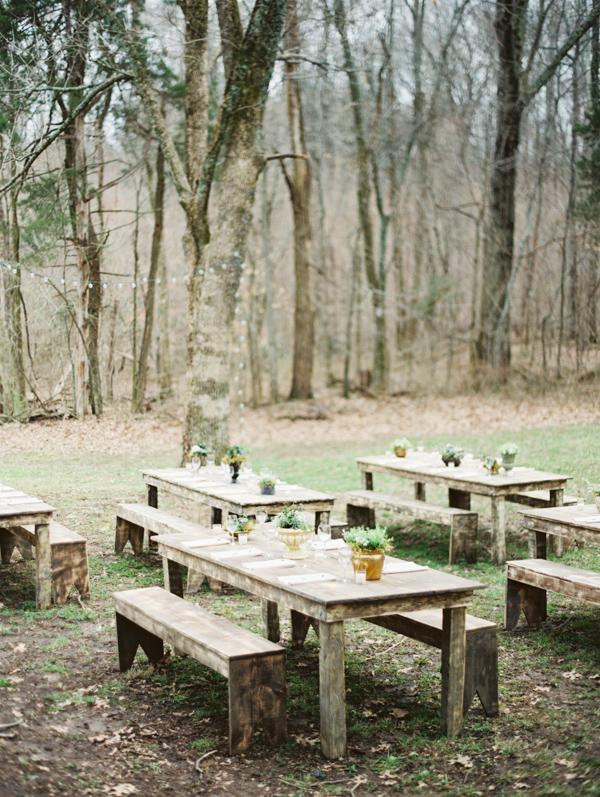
[477,0,525,373]
[284,0,314,400]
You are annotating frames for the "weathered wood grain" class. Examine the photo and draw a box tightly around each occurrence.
[440,606,466,736]
[262,600,280,643]
[507,490,577,508]
[319,620,345,759]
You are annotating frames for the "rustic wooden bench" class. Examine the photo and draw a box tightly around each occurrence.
[344,490,478,564]
[505,558,600,630]
[115,503,211,554]
[114,586,287,754]
[0,521,90,604]
[505,490,577,508]
[365,611,498,717]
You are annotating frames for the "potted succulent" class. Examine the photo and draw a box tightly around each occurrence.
[259,472,276,495]
[483,456,501,475]
[190,443,211,468]
[227,515,255,541]
[225,444,248,483]
[343,525,393,580]
[441,443,463,467]
[393,438,412,458]
[499,442,519,472]
[275,504,312,559]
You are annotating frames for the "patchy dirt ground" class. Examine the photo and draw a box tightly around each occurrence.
[1,395,600,797]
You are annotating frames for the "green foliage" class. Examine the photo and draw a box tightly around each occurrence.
[442,443,464,457]
[393,437,412,450]
[343,524,393,552]
[499,442,519,456]
[275,504,310,530]
[258,472,276,487]
[190,443,210,457]
[225,444,248,463]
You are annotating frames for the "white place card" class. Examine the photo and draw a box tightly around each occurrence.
[382,557,428,574]
[180,537,230,549]
[278,572,337,585]
[580,515,600,526]
[242,558,296,570]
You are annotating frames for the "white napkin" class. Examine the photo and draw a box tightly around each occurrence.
[278,572,337,585]
[579,515,600,525]
[181,537,230,549]
[5,498,45,506]
[210,547,263,560]
[243,558,296,570]
[311,538,345,550]
[382,557,428,574]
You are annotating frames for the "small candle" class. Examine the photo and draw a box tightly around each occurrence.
[239,534,249,545]
[355,571,366,585]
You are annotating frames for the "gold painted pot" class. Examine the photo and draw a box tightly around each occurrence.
[277,528,313,559]
[352,549,385,580]
[394,446,406,458]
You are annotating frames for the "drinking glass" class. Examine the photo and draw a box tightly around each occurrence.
[300,537,313,568]
[256,510,268,538]
[318,524,331,558]
[263,522,277,557]
[259,468,270,479]
[226,518,238,544]
[191,456,201,473]
[337,545,352,583]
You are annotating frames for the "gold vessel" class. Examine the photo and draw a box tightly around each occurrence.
[352,549,385,580]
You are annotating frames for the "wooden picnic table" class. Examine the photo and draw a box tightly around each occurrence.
[154,528,484,759]
[0,486,55,609]
[519,503,600,558]
[356,453,570,566]
[142,468,336,530]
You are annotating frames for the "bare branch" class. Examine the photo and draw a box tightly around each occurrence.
[265,153,310,161]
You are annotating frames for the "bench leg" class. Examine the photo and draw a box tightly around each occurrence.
[414,482,426,501]
[186,568,205,593]
[449,516,477,564]
[0,528,18,564]
[262,600,280,643]
[505,577,547,631]
[464,628,499,717]
[490,496,506,566]
[163,556,184,598]
[16,538,34,560]
[291,610,319,649]
[441,606,466,736]
[528,531,546,559]
[52,541,91,604]
[319,620,346,759]
[115,517,145,555]
[228,653,287,754]
[116,612,164,670]
[346,504,375,529]
[36,523,52,610]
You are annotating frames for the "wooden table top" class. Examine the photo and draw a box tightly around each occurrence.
[143,468,336,515]
[356,453,570,497]
[0,486,54,525]
[519,503,600,545]
[155,529,484,623]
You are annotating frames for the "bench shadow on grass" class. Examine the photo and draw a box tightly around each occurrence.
[0,557,38,609]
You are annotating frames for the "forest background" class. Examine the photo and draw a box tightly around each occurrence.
[2,0,600,454]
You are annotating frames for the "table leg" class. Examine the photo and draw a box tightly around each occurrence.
[35,523,52,610]
[319,620,346,759]
[262,600,280,643]
[528,530,547,559]
[147,484,158,508]
[547,488,566,557]
[449,489,471,510]
[414,482,426,502]
[441,606,466,736]
[162,556,184,598]
[490,496,506,566]
[361,471,373,491]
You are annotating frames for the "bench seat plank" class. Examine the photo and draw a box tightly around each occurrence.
[345,490,477,564]
[506,490,577,508]
[116,504,211,554]
[114,587,286,754]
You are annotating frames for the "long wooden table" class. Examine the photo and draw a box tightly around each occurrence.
[142,468,336,529]
[356,453,570,565]
[0,486,55,609]
[154,529,484,758]
[519,503,600,558]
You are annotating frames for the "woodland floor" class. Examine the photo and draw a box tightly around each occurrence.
[1,392,600,797]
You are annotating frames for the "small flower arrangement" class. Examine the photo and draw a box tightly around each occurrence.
[483,456,500,474]
[225,444,248,465]
[191,443,211,458]
[228,515,254,536]
[259,472,276,495]
[343,525,393,553]
[393,438,412,457]
[441,443,463,467]
[499,442,519,457]
[275,504,311,530]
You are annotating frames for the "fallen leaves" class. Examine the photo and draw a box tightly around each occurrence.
[450,755,473,769]
[102,785,138,796]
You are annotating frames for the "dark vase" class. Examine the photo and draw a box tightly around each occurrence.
[261,484,275,495]
[230,462,241,483]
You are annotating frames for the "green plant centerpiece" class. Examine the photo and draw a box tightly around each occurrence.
[343,524,393,580]
[499,442,519,472]
[259,472,276,496]
[483,456,501,475]
[224,444,248,483]
[275,504,312,559]
[393,437,412,457]
[190,443,211,467]
[227,514,255,541]
[441,443,463,467]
